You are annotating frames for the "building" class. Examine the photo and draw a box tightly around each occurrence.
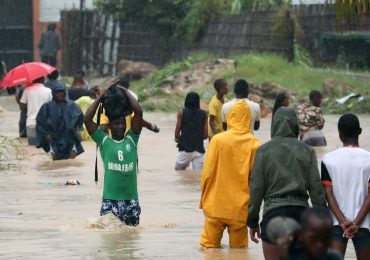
[0,0,94,70]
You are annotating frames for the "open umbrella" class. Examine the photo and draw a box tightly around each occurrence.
[0,62,56,88]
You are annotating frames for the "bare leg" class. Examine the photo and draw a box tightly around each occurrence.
[355,246,370,260]
[330,240,347,257]
[262,241,286,260]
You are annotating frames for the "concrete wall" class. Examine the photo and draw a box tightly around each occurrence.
[40,0,94,22]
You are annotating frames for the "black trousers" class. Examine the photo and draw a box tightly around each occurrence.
[41,55,57,67]
[19,110,27,137]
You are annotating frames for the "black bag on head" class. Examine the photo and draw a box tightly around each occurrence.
[101,84,132,120]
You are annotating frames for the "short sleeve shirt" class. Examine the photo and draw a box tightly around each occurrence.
[208,95,225,137]
[296,102,325,137]
[321,147,370,229]
[91,128,140,200]
[20,83,52,127]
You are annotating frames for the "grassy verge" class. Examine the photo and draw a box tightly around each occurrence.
[230,52,369,95]
[62,52,368,113]
[130,52,370,113]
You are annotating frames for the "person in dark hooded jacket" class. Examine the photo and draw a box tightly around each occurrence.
[247,107,327,260]
[36,82,84,160]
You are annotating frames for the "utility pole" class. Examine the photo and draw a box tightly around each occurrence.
[78,0,85,70]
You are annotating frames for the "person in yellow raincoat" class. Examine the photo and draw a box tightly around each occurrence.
[75,86,100,141]
[200,100,261,248]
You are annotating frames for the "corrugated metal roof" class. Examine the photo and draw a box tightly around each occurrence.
[40,0,95,22]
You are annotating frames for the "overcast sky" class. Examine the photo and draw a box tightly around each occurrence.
[291,0,326,4]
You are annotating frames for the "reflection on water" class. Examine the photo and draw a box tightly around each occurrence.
[0,96,366,259]
[37,160,85,171]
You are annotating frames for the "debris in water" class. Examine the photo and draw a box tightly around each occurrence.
[65,179,80,185]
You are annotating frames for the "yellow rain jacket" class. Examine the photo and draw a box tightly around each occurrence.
[200,101,261,221]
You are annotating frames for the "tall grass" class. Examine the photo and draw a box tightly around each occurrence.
[229,52,370,95]
[0,135,25,173]
[130,52,370,112]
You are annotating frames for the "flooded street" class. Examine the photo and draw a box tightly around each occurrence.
[1,96,368,259]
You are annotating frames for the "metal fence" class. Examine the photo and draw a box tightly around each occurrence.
[61,10,120,76]
[0,0,33,70]
[198,11,294,61]
[60,4,370,74]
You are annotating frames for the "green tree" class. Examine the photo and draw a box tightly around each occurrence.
[94,0,190,32]
[177,0,233,43]
[328,0,370,25]
[240,0,291,11]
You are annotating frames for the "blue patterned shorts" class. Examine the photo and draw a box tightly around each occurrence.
[100,199,141,226]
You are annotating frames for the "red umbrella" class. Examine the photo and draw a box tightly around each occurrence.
[0,62,56,88]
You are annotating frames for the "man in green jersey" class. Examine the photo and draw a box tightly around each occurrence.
[84,84,143,226]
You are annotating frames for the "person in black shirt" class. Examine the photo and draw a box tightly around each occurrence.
[175,92,207,170]
[16,85,27,137]
[68,74,90,101]
[45,70,69,99]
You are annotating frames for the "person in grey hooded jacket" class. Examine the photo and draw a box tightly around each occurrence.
[39,23,61,66]
[247,107,327,260]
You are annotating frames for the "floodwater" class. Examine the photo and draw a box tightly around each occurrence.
[0,95,367,259]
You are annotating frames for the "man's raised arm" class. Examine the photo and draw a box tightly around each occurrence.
[84,91,105,135]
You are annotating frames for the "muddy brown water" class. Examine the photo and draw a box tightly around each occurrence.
[1,96,367,259]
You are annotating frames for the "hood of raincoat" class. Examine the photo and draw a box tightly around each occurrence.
[51,82,67,101]
[226,100,251,134]
[271,107,299,138]
[200,101,261,221]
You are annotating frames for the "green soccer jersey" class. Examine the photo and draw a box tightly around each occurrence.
[91,128,139,200]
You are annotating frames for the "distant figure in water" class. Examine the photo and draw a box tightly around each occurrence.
[208,79,228,140]
[68,73,90,101]
[272,92,289,120]
[296,90,326,146]
[15,85,27,137]
[84,84,142,226]
[222,79,261,134]
[45,70,68,97]
[36,83,84,160]
[20,76,52,146]
[174,92,207,171]
[75,86,100,141]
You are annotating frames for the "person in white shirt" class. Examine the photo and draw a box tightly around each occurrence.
[20,77,52,145]
[222,79,260,134]
[321,113,370,259]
